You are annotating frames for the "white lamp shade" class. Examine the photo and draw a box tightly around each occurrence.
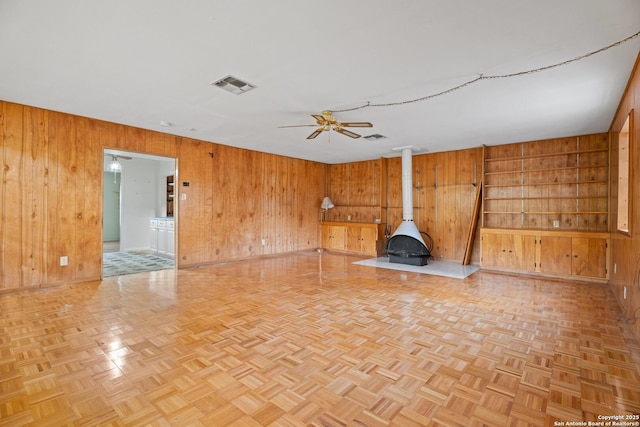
[321,196,334,210]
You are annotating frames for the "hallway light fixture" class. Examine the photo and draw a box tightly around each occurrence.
[109,156,122,173]
[108,156,122,184]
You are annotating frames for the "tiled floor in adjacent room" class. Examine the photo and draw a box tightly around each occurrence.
[1,251,639,426]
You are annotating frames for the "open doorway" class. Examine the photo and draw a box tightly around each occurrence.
[103,149,177,277]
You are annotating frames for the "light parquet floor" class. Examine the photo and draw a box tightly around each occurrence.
[1,252,639,426]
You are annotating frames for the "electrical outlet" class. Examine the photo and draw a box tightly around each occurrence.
[553,220,560,228]
[60,256,68,266]
[623,286,627,300]
[261,239,266,246]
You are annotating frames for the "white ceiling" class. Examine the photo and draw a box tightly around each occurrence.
[1,1,639,164]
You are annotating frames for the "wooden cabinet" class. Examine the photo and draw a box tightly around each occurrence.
[321,222,379,256]
[571,237,607,278]
[481,228,608,281]
[322,224,346,251]
[346,225,377,254]
[539,235,607,278]
[481,231,536,272]
[538,236,572,276]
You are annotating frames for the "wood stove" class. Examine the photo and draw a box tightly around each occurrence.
[387,146,431,266]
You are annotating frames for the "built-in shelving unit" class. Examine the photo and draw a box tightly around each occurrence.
[482,134,608,231]
[167,175,174,217]
[480,134,610,283]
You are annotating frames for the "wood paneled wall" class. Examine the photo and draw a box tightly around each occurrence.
[609,52,640,341]
[0,101,325,292]
[387,149,483,262]
[326,148,483,263]
[326,160,382,223]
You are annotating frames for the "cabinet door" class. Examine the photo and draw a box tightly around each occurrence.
[346,226,361,252]
[150,221,159,252]
[331,226,346,250]
[359,227,377,256]
[482,232,535,271]
[158,228,168,254]
[481,232,504,267]
[167,230,175,257]
[572,237,607,278]
[321,225,332,249]
[346,226,377,255]
[323,225,346,250]
[539,236,572,275]
[510,234,537,271]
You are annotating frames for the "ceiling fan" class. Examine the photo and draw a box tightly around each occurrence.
[279,111,373,139]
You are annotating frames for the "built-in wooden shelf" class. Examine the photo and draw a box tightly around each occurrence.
[482,135,609,231]
[485,195,607,201]
[484,211,608,215]
[483,147,608,162]
[484,179,607,188]
[166,175,174,217]
[484,164,608,176]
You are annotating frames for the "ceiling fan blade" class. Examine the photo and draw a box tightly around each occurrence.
[307,128,324,139]
[311,114,326,124]
[278,124,318,128]
[338,122,373,128]
[335,128,361,139]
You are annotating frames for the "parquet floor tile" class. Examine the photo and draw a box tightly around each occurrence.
[1,251,640,426]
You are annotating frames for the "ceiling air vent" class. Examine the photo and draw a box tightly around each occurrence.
[364,133,387,140]
[211,75,256,95]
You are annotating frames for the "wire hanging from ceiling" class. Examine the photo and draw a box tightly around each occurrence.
[332,30,640,113]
